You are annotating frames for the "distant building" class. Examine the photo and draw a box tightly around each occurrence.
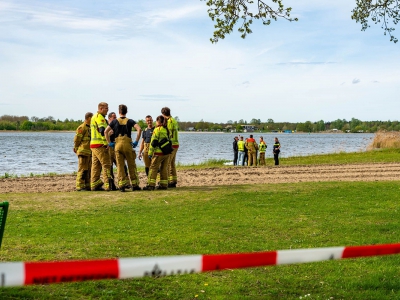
[241,125,255,132]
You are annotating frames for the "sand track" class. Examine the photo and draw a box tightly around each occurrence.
[1,163,399,193]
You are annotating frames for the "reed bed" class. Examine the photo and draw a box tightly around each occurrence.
[368,131,400,150]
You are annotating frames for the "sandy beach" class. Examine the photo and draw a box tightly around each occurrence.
[1,162,399,193]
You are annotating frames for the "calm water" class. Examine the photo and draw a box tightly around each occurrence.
[0,132,374,176]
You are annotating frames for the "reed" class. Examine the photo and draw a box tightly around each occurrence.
[367,131,400,150]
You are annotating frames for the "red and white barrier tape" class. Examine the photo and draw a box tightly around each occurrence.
[1,243,399,287]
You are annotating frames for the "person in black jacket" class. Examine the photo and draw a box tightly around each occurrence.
[233,136,239,165]
[273,137,281,166]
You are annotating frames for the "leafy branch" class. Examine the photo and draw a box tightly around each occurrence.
[351,0,400,43]
[204,0,298,43]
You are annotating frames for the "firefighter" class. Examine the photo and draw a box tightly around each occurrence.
[161,107,179,188]
[143,115,172,191]
[245,134,258,166]
[138,115,155,177]
[73,112,93,191]
[90,102,113,191]
[105,104,142,192]
[258,136,267,166]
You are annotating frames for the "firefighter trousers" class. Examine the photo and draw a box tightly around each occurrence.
[91,146,112,190]
[115,136,140,188]
[76,155,91,190]
[148,154,170,187]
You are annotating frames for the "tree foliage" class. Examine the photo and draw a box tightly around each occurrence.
[351,0,400,43]
[204,0,297,43]
[204,0,399,43]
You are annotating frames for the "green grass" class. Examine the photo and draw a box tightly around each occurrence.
[180,149,400,170]
[0,181,399,299]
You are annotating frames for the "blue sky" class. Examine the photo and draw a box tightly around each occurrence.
[0,0,399,123]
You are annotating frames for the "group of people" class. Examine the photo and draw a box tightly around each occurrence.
[233,135,281,166]
[73,102,179,192]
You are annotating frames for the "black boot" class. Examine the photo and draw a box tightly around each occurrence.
[143,185,155,191]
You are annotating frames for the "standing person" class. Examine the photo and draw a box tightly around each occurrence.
[105,104,142,192]
[107,112,118,190]
[232,136,239,165]
[243,138,248,166]
[143,115,172,191]
[90,102,113,191]
[237,136,245,165]
[273,137,281,166]
[258,136,267,166]
[138,115,155,176]
[161,107,179,188]
[245,134,258,166]
[73,112,93,191]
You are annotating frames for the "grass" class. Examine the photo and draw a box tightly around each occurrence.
[0,181,399,299]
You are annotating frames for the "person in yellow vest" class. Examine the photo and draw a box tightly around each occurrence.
[138,115,155,177]
[237,136,245,166]
[90,102,113,191]
[161,107,179,188]
[245,134,258,166]
[73,112,93,191]
[143,115,173,190]
[258,136,267,166]
[105,104,142,192]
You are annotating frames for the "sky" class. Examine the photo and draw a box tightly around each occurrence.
[0,0,399,123]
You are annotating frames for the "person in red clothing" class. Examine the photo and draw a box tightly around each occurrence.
[245,134,258,166]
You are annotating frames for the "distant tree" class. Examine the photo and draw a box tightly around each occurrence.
[138,119,146,130]
[20,120,33,131]
[315,120,326,132]
[331,119,344,130]
[267,119,274,123]
[250,118,261,125]
[227,120,233,124]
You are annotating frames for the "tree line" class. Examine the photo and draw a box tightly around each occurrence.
[1,115,399,133]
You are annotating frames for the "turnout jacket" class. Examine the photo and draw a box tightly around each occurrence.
[166,116,179,148]
[90,113,108,148]
[148,126,171,156]
[74,122,91,156]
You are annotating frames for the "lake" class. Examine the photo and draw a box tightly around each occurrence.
[0,132,374,176]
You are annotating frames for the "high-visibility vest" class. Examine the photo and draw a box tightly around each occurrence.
[238,140,245,151]
[259,141,267,153]
[90,113,108,148]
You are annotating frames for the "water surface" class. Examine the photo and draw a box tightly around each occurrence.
[0,132,374,176]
